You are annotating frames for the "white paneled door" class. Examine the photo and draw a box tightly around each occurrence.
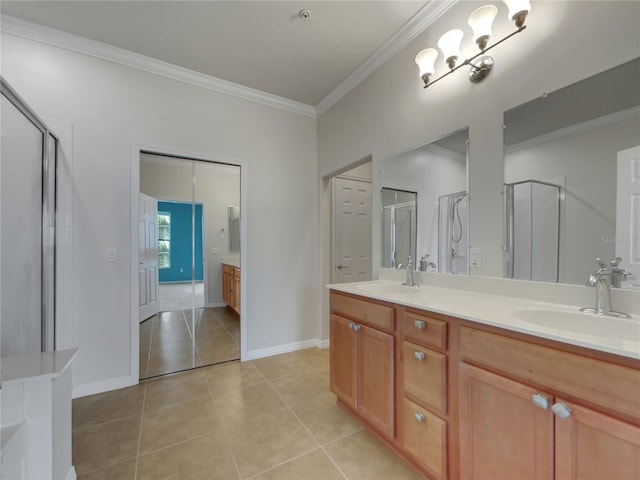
[616,145,640,287]
[333,177,372,283]
[139,193,159,321]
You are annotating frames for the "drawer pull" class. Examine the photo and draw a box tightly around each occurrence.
[414,320,426,330]
[551,402,572,419]
[414,351,425,361]
[414,412,425,423]
[531,393,549,410]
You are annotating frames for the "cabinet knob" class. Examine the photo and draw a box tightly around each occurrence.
[353,324,361,332]
[551,402,571,419]
[531,393,549,410]
[414,412,425,423]
[414,351,425,361]
[348,322,355,330]
[414,320,425,330]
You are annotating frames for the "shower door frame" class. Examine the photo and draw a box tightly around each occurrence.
[1,77,58,355]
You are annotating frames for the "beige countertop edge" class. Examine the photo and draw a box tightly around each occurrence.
[328,281,640,361]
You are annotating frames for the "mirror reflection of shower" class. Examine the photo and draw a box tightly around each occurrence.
[381,188,417,269]
[504,180,562,282]
[438,191,469,274]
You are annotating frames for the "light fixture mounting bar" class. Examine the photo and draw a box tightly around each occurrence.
[424,25,526,89]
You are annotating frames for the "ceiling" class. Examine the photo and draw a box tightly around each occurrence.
[1,0,432,107]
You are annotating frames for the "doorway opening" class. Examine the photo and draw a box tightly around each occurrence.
[137,152,241,379]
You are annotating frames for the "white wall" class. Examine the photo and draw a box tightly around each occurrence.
[1,32,319,394]
[506,114,640,284]
[140,156,241,306]
[318,1,640,330]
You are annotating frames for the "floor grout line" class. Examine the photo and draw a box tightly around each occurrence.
[133,382,147,480]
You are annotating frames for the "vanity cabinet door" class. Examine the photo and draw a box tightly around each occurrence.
[330,314,357,410]
[555,399,640,480]
[357,323,394,439]
[459,363,554,480]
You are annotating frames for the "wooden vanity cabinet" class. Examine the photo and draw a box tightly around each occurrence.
[398,309,450,480]
[329,290,640,479]
[459,326,640,480]
[222,264,240,315]
[330,292,395,439]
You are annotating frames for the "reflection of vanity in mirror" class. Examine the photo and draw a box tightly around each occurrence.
[503,58,640,288]
[380,128,469,274]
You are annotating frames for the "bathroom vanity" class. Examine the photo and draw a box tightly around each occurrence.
[222,261,240,315]
[328,282,640,480]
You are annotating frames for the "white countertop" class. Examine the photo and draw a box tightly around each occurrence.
[328,280,640,360]
[0,348,78,384]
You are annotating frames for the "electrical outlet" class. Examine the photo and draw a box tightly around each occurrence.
[470,248,482,268]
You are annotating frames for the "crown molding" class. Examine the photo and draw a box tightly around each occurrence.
[315,0,458,116]
[1,15,317,118]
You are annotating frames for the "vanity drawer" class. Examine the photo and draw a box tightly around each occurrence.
[460,326,640,420]
[403,340,447,414]
[330,292,394,332]
[403,310,447,351]
[402,397,447,480]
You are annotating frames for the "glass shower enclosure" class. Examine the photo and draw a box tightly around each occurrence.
[438,191,469,274]
[381,188,417,269]
[504,180,562,282]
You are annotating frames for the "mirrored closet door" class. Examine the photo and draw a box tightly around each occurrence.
[139,153,240,379]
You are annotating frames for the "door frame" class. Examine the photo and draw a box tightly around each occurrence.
[129,143,247,385]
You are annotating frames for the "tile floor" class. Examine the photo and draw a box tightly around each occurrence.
[157,282,205,312]
[140,307,240,379]
[72,349,423,480]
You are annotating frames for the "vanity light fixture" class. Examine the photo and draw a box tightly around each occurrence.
[415,0,530,88]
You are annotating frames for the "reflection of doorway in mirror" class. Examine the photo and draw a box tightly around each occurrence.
[616,145,640,288]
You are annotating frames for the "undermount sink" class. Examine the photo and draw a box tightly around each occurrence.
[511,309,640,339]
[356,283,419,295]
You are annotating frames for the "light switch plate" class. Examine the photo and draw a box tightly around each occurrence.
[106,247,117,263]
[470,247,482,268]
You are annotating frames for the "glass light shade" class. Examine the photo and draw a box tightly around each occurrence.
[468,5,498,48]
[502,0,531,25]
[437,29,464,68]
[415,48,438,77]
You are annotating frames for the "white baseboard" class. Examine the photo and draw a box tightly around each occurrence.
[72,375,136,399]
[66,466,77,480]
[246,338,329,360]
[207,301,226,308]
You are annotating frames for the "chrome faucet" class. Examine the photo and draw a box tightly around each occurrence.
[580,258,630,318]
[419,254,437,272]
[610,257,631,288]
[402,256,419,287]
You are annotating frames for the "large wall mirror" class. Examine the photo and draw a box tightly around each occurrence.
[503,58,640,287]
[380,127,469,274]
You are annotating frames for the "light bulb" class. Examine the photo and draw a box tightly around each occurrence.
[437,29,464,69]
[415,48,438,85]
[502,0,531,27]
[468,5,498,50]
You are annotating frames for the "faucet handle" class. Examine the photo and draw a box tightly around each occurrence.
[596,257,607,268]
[610,257,623,267]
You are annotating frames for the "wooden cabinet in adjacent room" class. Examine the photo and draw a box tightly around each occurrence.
[222,264,240,315]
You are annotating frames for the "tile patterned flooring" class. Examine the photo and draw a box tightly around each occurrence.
[140,307,240,379]
[72,349,423,480]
